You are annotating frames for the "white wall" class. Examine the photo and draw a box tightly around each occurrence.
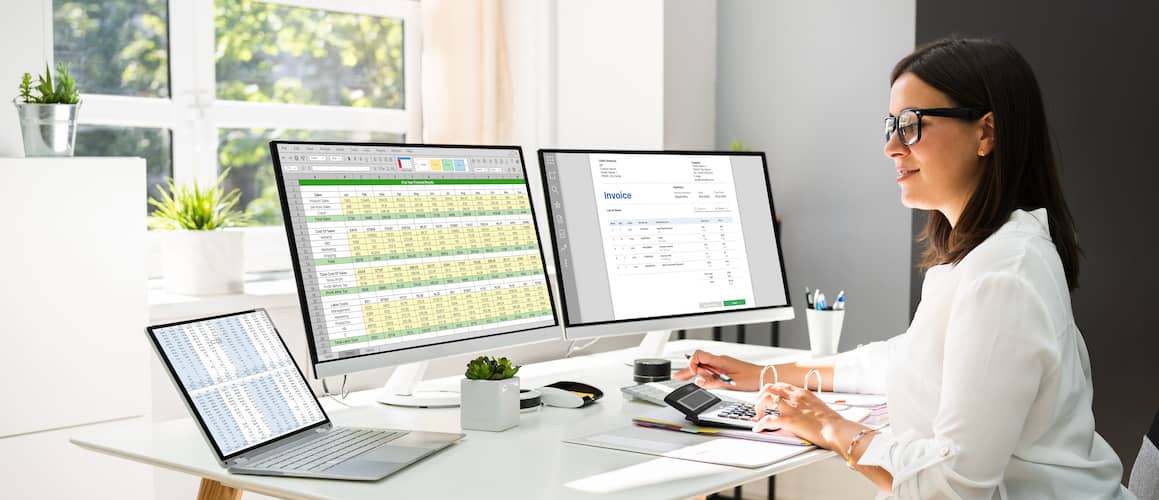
[663,0,717,150]
[553,0,717,151]
[555,0,665,148]
[0,2,49,157]
[715,0,916,351]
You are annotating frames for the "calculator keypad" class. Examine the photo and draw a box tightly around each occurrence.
[717,402,773,421]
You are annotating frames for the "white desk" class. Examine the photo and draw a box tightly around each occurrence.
[71,340,836,500]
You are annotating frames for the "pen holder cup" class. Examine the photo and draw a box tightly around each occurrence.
[805,308,845,357]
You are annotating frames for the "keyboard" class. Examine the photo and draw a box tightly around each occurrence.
[248,428,405,472]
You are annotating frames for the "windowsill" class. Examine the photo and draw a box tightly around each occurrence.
[148,271,301,321]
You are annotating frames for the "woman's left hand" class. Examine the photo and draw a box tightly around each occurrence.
[752,382,852,451]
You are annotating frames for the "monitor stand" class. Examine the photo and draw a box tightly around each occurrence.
[377,361,461,408]
[633,330,689,366]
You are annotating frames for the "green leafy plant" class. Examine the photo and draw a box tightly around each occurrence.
[730,138,752,152]
[17,63,80,104]
[464,356,520,381]
[147,169,250,230]
[18,73,33,103]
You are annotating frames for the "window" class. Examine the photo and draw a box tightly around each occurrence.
[50,0,421,273]
[218,128,402,225]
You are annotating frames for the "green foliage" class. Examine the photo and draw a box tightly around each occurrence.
[217,128,400,226]
[147,169,250,230]
[464,356,521,381]
[213,0,403,108]
[18,63,80,104]
[18,73,32,102]
[54,0,169,97]
[54,0,405,225]
[212,0,404,224]
[730,138,752,152]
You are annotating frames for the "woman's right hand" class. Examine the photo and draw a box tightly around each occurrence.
[672,350,761,391]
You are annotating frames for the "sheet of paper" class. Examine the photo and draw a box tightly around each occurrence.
[565,457,728,494]
[662,437,812,467]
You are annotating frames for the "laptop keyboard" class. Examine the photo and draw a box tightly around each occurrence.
[249,428,405,472]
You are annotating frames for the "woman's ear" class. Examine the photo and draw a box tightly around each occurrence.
[978,112,996,157]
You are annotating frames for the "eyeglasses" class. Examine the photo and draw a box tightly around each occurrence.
[884,107,985,146]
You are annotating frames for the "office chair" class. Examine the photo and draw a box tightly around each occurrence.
[1129,406,1159,499]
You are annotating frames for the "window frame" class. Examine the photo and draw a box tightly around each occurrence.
[51,0,423,275]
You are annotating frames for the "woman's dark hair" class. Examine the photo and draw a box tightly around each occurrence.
[892,37,1081,290]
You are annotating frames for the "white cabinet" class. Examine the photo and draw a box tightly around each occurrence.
[0,157,150,498]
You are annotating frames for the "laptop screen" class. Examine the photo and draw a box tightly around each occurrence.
[148,310,328,458]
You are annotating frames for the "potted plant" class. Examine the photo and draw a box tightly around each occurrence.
[14,63,81,156]
[148,169,250,295]
[460,356,521,432]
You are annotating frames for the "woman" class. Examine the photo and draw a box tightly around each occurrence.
[675,37,1132,499]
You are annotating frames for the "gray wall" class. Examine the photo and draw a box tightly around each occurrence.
[913,0,1159,478]
[715,0,916,351]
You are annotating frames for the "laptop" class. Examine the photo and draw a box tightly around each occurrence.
[146,309,464,480]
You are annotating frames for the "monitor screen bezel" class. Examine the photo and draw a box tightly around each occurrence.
[144,308,331,463]
[536,148,793,333]
[270,141,560,379]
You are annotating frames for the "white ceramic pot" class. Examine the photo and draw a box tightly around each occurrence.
[460,377,520,432]
[161,230,244,296]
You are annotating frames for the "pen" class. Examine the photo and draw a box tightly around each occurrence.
[835,291,846,310]
[684,354,736,386]
[805,286,813,308]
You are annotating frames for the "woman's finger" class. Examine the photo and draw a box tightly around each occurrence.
[686,350,722,372]
[755,384,794,416]
[691,374,728,389]
[670,350,722,381]
[751,413,781,433]
[753,394,778,421]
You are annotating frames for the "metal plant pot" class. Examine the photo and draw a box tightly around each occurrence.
[13,99,80,157]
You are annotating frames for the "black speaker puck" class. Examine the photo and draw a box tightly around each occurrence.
[634,358,672,384]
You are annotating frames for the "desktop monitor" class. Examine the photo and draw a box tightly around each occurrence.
[537,149,793,355]
[271,141,560,406]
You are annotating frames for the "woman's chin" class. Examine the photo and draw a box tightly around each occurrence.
[898,192,929,210]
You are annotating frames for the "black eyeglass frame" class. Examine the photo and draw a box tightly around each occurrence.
[885,107,986,146]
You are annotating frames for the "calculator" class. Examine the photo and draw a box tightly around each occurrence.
[662,383,777,430]
[621,378,749,407]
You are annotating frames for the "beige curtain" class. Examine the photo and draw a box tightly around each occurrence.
[421,0,512,144]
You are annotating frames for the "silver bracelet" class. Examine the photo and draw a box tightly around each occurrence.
[759,365,778,388]
[804,368,822,393]
[845,428,877,470]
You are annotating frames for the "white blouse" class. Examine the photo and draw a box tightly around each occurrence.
[834,209,1132,500]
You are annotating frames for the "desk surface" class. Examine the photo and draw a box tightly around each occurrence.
[71,340,836,500]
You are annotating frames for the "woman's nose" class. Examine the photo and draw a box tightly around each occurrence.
[884,130,909,159]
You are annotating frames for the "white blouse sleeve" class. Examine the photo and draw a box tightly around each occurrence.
[857,271,1059,499]
[833,335,904,395]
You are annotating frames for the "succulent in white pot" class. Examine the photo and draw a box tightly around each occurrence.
[460,356,521,432]
[148,170,250,296]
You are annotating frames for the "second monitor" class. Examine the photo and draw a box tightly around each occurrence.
[538,149,793,352]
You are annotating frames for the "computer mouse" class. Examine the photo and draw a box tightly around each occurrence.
[537,381,603,408]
